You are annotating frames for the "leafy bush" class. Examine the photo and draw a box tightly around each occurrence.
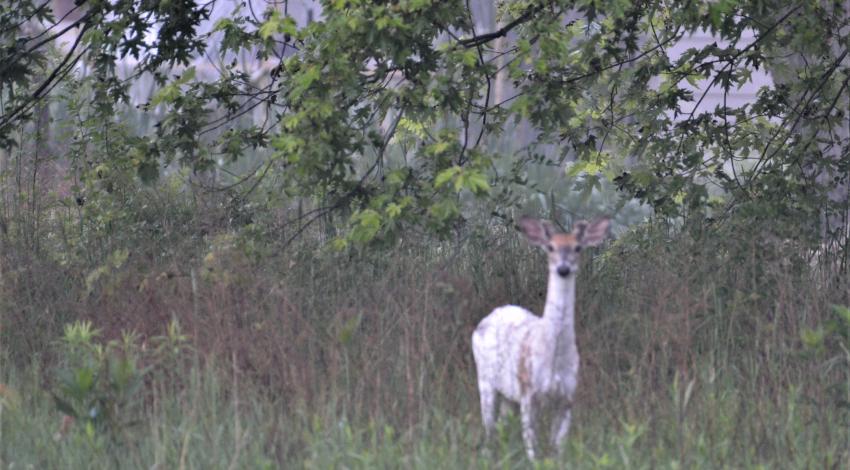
[51,320,189,440]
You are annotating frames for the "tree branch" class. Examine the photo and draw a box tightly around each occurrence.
[456,4,542,49]
[0,21,92,131]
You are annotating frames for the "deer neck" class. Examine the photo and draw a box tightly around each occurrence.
[542,271,577,368]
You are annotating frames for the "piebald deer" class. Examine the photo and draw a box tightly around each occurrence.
[472,216,610,460]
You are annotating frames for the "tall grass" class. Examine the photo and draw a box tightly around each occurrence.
[1,212,848,467]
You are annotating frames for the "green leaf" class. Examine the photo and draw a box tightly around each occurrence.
[300,66,320,87]
[350,209,382,243]
[331,237,349,251]
[832,304,850,326]
[280,17,298,37]
[800,328,825,350]
[464,171,491,194]
[453,172,465,192]
[397,117,428,139]
[385,169,408,186]
[428,141,451,156]
[375,16,390,30]
[428,199,459,222]
[434,166,460,188]
[685,72,702,87]
[462,49,478,67]
[566,160,604,177]
[150,67,196,106]
[386,203,402,218]
[408,0,432,11]
[212,18,234,32]
[73,367,95,395]
[259,11,281,39]
[180,67,196,83]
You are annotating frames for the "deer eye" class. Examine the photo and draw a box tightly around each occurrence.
[546,244,554,252]
[574,245,582,253]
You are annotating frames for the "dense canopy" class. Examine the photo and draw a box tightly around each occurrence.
[1,0,848,249]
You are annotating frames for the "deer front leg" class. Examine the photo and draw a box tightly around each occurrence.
[550,404,572,456]
[520,394,538,460]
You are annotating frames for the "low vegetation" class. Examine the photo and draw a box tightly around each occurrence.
[1,199,847,467]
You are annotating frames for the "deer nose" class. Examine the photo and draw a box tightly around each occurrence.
[557,266,571,277]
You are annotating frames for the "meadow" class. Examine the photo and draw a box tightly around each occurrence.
[1,206,847,468]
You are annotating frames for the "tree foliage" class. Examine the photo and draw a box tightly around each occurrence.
[2,0,849,249]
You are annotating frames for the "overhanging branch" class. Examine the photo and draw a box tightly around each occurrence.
[456,4,543,49]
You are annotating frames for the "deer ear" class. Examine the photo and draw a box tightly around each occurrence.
[575,217,610,247]
[517,216,555,246]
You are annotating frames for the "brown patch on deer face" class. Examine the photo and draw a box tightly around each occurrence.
[518,331,533,395]
[550,233,578,247]
[546,234,582,277]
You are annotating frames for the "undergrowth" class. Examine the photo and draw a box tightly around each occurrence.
[1,214,848,468]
